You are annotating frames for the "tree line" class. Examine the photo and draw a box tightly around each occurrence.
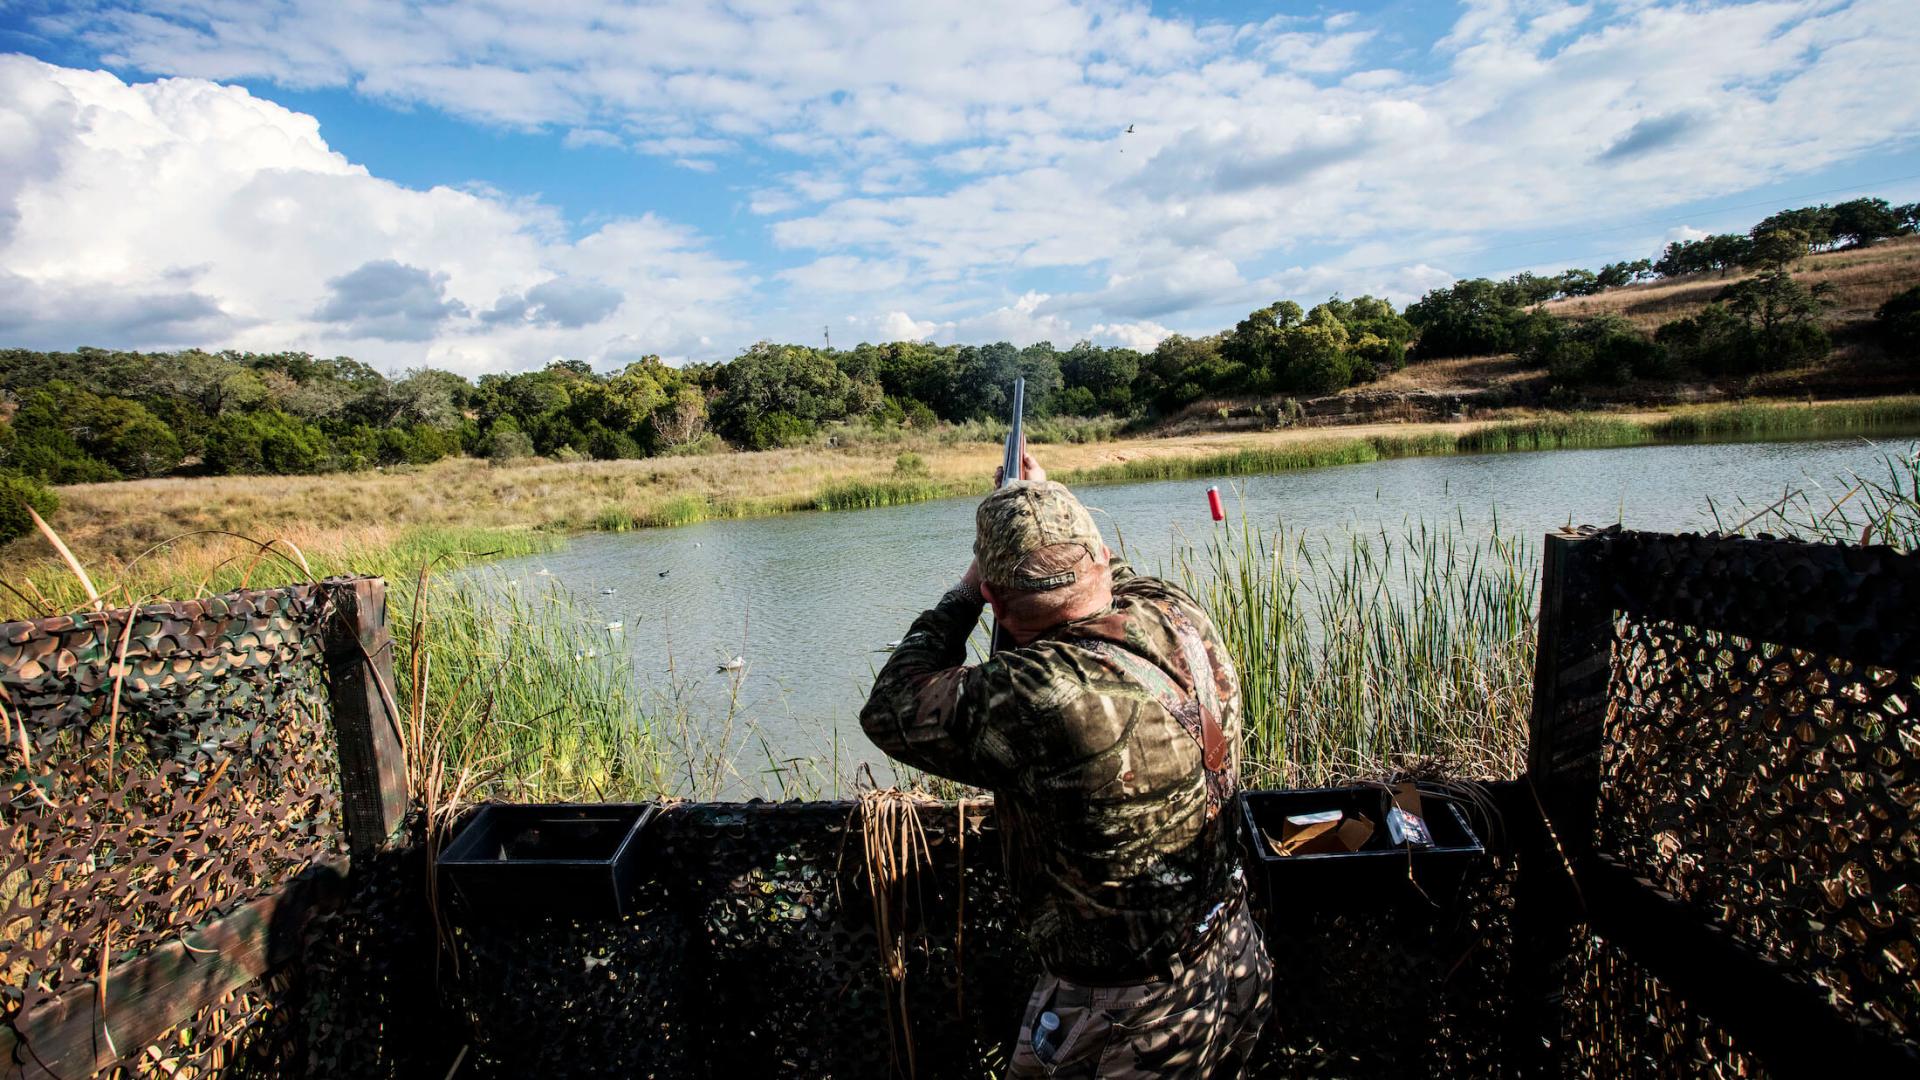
[3,194,1915,542]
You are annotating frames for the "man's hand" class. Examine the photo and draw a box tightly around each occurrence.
[994,445,1048,486]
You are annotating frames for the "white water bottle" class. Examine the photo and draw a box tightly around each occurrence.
[1032,1010,1062,1064]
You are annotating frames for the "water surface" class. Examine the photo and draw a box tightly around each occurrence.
[492,437,1907,786]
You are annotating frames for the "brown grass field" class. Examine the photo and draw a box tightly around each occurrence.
[10,411,1567,570]
[1544,234,1920,331]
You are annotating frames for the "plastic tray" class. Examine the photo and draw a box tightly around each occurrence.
[439,803,656,919]
[1237,785,1484,911]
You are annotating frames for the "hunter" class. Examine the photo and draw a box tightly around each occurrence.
[860,451,1273,1078]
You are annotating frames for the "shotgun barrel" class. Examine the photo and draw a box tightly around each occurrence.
[999,377,1026,488]
[990,378,1026,654]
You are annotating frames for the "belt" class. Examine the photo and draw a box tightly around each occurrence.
[1049,869,1249,987]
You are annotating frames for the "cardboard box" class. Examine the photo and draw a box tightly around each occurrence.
[1269,810,1374,856]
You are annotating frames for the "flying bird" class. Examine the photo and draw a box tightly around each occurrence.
[1125,124,1135,133]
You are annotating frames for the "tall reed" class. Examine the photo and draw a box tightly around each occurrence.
[1177,516,1537,787]
[1707,443,1919,551]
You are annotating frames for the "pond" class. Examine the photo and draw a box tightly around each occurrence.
[491,436,1910,788]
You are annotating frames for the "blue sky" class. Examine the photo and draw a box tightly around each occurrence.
[1,0,1917,375]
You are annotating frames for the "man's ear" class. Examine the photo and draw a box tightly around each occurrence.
[979,579,997,604]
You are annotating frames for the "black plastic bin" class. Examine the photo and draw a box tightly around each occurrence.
[1237,785,1484,911]
[439,802,657,919]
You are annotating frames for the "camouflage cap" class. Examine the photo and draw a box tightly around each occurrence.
[974,480,1105,591]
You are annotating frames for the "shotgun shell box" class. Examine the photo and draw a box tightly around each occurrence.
[1387,783,1434,847]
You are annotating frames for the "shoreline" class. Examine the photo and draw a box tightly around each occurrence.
[7,396,1918,607]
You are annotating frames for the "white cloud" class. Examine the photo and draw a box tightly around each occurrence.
[877,311,941,342]
[7,0,1920,360]
[561,127,624,150]
[1087,320,1174,350]
[0,55,746,372]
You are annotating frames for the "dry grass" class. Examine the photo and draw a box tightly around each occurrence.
[1544,235,1920,332]
[1364,354,1543,395]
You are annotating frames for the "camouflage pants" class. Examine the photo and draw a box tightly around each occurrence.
[1007,904,1273,1078]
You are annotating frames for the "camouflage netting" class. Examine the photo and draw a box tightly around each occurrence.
[1556,932,1765,1078]
[441,797,1521,1079]
[0,589,342,1018]
[1554,530,1920,1074]
[0,583,446,1079]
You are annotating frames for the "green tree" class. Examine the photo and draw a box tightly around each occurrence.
[1829,198,1908,248]
[1405,280,1535,359]
[1596,259,1653,288]
[647,384,710,451]
[1060,342,1143,413]
[711,343,865,446]
[1277,306,1353,393]
[1743,228,1810,271]
[1654,234,1752,277]
[1718,269,1833,369]
[9,383,181,481]
[484,417,535,462]
[1750,205,1835,252]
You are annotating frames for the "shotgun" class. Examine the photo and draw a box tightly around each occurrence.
[990,378,1025,653]
[999,377,1026,491]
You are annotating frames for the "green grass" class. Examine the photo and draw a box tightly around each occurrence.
[2,524,674,804]
[1063,398,1920,488]
[1648,398,1920,440]
[814,477,960,511]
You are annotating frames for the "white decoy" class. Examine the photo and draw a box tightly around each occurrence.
[718,656,746,673]
[600,588,616,595]
[535,568,553,577]
[604,621,624,632]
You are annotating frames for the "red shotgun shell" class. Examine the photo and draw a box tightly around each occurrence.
[1207,485,1225,521]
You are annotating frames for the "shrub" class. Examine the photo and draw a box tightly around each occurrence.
[1877,286,1920,356]
[0,471,59,545]
[1656,304,1752,375]
[902,399,938,430]
[1529,315,1668,387]
[893,452,930,478]
[202,410,331,475]
[737,411,815,451]
[488,427,536,462]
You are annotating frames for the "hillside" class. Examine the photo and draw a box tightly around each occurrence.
[1151,236,1920,435]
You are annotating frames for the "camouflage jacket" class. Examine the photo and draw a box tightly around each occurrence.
[859,562,1244,981]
